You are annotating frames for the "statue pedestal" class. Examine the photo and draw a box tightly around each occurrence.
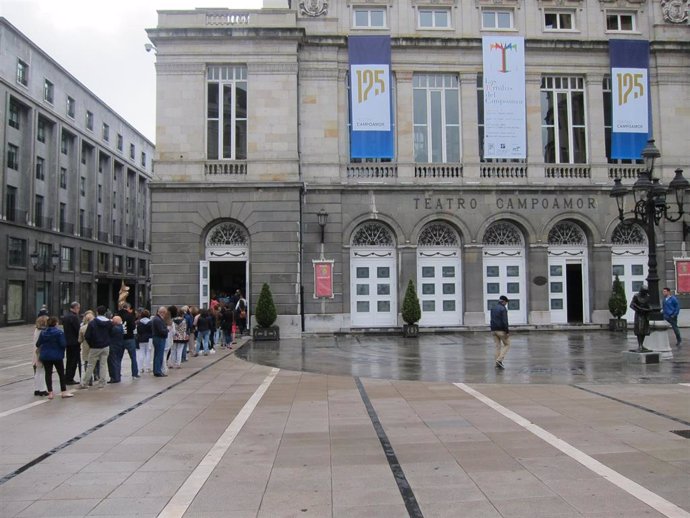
[622,351,660,364]
[644,323,674,360]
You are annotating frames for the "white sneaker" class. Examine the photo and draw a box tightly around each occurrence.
[209,349,216,355]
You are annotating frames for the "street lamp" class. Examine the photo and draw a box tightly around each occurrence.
[317,208,328,245]
[610,139,689,327]
[30,249,60,312]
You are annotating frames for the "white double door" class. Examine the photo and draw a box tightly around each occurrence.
[350,251,397,327]
[612,248,647,321]
[417,253,462,326]
[483,252,527,325]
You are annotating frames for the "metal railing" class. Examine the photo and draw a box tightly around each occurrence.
[98,231,109,242]
[80,227,93,239]
[59,221,74,234]
[113,235,122,246]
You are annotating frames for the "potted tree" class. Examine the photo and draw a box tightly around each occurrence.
[608,274,628,331]
[401,279,422,338]
[253,283,280,341]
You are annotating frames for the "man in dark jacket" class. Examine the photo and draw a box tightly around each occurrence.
[80,306,112,389]
[62,301,81,385]
[117,303,139,378]
[490,295,510,370]
[151,306,169,377]
[107,316,125,383]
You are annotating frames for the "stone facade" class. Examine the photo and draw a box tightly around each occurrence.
[147,0,690,335]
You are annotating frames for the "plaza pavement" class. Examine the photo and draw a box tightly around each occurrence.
[0,324,688,517]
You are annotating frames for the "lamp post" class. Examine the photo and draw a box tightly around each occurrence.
[317,208,328,245]
[610,139,689,349]
[30,249,60,313]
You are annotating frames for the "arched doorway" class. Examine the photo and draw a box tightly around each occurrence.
[547,221,589,324]
[350,222,397,327]
[611,222,648,321]
[200,222,249,309]
[416,222,462,326]
[482,221,527,324]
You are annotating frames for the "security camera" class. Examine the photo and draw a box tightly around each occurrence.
[144,43,154,53]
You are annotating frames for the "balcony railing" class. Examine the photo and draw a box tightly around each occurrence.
[138,240,146,250]
[545,164,591,179]
[608,164,645,180]
[59,221,75,234]
[35,216,53,229]
[80,227,93,239]
[127,239,135,248]
[98,231,109,242]
[481,162,528,179]
[347,163,398,179]
[415,164,462,180]
[113,235,122,246]
[205,161,247,176]
[5,209,28,224]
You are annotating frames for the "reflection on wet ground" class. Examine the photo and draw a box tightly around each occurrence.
[237,330,690,384]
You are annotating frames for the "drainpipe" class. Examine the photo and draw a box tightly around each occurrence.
[297,48,305,333]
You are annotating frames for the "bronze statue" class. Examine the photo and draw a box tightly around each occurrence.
[629,286,652,353]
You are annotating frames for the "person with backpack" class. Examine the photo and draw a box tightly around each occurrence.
[194,308,211,356]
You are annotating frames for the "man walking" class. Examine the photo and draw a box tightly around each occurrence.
[662,287,682,347]
[490,295,511,370]
[117,303,139,378]
[62,301,81,385]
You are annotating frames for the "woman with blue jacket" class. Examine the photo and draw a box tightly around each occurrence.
[36,316,74,399]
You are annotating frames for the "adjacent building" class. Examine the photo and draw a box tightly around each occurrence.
[0,18,154,325]
[146,0,689,336]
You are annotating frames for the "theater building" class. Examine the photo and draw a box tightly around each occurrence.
[146,0,689,336]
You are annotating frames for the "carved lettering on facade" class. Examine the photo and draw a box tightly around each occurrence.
[413,196,597,211]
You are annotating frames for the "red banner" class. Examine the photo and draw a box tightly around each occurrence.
[676,259,690,294]
[314,261,333,298]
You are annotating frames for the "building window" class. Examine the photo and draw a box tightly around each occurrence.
[60,167,67,189]
[126,257,135,274]
[139,259,147,276]
[481,9,514,29]
[418,8,451,29]
[413,74,460,163]
[81,249,93,272]
[80,176,86,196]
[206,65,247,160]
[86,111,94,130]
[6,186,17,222]
[37,117,46,143]
[544,10,575,30]
[114,255,123,274]
[7,144,19,170]
[66,96,76,118]
[81,145,88,165]
[353,7,387,28]
[35,156,45,180]
[541,76,587,164]
[117,134,123,151]
[34,195,44,227]
[141,152,146,167]
[60,282,74,312]
[606,11,636,32]
[61,246,74,272]
[16,59,29,86]
[8,100,20,129]
[129,143,135,160]
[98,252,109,272]
[98,184,102,203]
[102,123,110,141]
[61,132,69,154]
[59,203,66,231]
[44,79,54,103]
[8,237,26,267]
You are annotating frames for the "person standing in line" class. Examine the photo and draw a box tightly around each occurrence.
[32,316,49,396]
[195,308,211,356]
[235,290,248,336]
[490,295,511,370]
[117,303,139,378]
[662,287,682,347]
[151,306,169,377]
[62,301,81,385]
[81,306,113,389]
[136,309,153,373]
[170,307,188,368]
[78,310,95,384]
[36,316,73,399]
[107,316,125,384]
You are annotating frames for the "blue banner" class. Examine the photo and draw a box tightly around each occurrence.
[609,40,650,159]
[348,36,394,159]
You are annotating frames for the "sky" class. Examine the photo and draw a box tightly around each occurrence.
[1,0,264,143]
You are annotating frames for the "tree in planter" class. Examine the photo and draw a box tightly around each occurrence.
[401,279,421,336]
[255,283,277,328]
[608,274,627,330]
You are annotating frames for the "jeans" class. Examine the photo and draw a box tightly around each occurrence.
[196,330,210,354]
[123,338,139,377]
[108,342,124,382]
[43,359,66,392]
[152,336,167,375]
[665,315,682,344]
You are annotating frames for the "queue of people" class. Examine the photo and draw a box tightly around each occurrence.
[32,295,248,398]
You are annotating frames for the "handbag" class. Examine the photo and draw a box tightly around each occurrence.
[239,310,246,319]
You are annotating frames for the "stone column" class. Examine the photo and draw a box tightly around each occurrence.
[586,72,608,184]
[525,72,544,182]
[396,71,414,182]
[460,72,480,180]
[463,244,485,325]
[528,244,550,324]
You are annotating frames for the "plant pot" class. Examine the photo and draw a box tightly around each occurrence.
[608,318,627,332]
[403,324,419,338]
[253,325,280,341]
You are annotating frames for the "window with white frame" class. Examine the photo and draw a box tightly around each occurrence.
[544,10,575,30]
[37,117,46,143]
[353,6,387,28]
[102,123,110,141]
[9,100,20,129]
[207,65,247,160]
[117,134,123,151]
[413,74,460,163]
[60,168,67,189]
[481,9,514,29]
[7,144,19,170]
[36,156,45,180]
[86,111,94,131]
[16,59,29,86]
[44,79,54,103]
[418,8,451,29]
[66,96,75,118]
[541,76,587,164]
[606,11,636,31]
